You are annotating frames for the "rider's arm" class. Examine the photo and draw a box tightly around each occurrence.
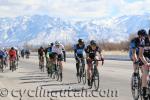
[73,45,78,59]
[98,47,104,61]
[132,48,138,63]
[46,52,50,59]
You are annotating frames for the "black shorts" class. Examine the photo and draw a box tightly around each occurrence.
[51,53,63,61]
[57,54,63,61]
[77,54,84,58]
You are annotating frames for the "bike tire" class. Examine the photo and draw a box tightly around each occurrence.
[77,66,81,83]
[131,73,140,100]
[82,68,86,85]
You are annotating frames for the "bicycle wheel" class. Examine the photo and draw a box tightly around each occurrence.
[77,65,82,83]
[41,63,44,72]
[11,62,15,72]
[93,68,99,91]
[81,67,86,85]
[51,64,56,79]
[131,73,141,100]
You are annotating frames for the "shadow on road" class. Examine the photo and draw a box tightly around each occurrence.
[41,82,78,87]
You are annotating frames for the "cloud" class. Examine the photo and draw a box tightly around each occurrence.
[0,0,150,19]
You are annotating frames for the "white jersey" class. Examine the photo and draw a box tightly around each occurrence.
[52,44,65,55]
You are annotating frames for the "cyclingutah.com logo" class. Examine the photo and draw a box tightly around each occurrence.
[0,86,119,100]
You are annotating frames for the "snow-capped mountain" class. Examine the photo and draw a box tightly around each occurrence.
[0,14,150,46]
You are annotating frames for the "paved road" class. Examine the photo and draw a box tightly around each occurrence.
[0,56,133,100]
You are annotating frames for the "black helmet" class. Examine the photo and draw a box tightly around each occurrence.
[90,40,96,45]
[51,42,54,46]
[40,46,43,49]
[78,39,84,43]
[137,29,147,36]
[11,47,14,50]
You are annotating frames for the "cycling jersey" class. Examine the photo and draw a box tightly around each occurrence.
[129,37,141,59]
[52,44,66,61]
[38,48,44,57]
[0,50,4,59]
[52,44,65,55]
[140,37,150,58]
[74,44,85,58]
[9,49,17,60]
[3,50,8,58]
[85,45,101,59]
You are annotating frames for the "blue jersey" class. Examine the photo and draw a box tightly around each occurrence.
[47,47,52,53]
[0,50,4,58]
[74,44,85,55]
[129,37,140,59]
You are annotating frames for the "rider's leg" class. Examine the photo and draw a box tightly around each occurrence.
[133,62,139,76]
[58,61,63,71]
[142,65,148,99]
[87,59,92,86]
[76,58,79,75]
[81,58,85,72]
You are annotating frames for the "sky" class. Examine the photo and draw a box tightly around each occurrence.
[0,0,150,19]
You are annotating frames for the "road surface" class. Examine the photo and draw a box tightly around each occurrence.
[0,55,133,100]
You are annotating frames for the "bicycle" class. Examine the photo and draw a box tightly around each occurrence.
[50,54,63,82]
[3,57,8,68]
[10,59,17,72]
[0,58,4,72]
[76,57,86,84]
[131,61,143,100]
[89,59,102,91]
[39,56,44,72]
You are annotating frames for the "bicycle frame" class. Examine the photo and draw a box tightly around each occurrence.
[10,58,16,72]
[77,57,86,84]
[89,59,101,90]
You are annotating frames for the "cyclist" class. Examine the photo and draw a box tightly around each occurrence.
[0,48,5,68]
[25,49,30,59]
[45,43,54,76]
[38,46,45,67]
[139,29,150,100]
[85,40,104,86]
[73,39,85,76]
[3,48,8,66]
[45,43,54,63]
[51,41,66,76]
[21,49,25,58]
[129,29,147,86]
[9,47,17,70]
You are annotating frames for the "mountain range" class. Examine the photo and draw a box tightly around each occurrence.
[0,13,150,46]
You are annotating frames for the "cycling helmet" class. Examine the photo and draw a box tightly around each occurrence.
[78,39,84,43]
[40,46,43,49]
[11,47,14,50]
[51,42,54,46]
[55,41,60,46]
[137,29,147,36]
[90,40,96,45]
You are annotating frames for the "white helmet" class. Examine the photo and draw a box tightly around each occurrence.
[55,41,60,46]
